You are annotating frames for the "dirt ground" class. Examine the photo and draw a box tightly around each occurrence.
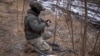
[0,0,99,56]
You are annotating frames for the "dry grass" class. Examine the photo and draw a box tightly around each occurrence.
[0,0,99,56]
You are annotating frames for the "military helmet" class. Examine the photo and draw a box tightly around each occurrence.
[29,1,45,11]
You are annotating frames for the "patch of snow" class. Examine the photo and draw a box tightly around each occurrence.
[95,15,100,21]
[38,0,100,21]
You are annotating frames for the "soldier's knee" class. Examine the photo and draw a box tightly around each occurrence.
[43,31,53,40]
[46,31,53,38]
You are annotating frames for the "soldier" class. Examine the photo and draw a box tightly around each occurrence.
[24,1,53,54]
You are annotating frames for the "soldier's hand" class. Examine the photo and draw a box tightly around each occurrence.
[38,18,45,23]
[45,19,51,27]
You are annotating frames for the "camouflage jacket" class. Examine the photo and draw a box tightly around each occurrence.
[24,10,46,40]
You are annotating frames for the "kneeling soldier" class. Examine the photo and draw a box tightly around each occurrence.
[24,1,52,54]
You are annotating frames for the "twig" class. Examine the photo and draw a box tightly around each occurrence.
[92,29,100,56]
[81,0,88,56]
[53,0,59,44]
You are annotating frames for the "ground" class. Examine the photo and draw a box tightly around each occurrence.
[0,0,99,56]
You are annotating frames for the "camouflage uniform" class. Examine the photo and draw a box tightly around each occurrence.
[24,1,52,53]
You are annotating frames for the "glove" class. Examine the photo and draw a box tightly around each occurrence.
[38,18,51,27]
[45,19,51,27]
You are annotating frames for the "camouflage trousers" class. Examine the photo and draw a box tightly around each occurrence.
[26,31,53,53]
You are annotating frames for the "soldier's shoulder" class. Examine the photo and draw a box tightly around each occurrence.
[27,14,36,18]
[25,14,37,21]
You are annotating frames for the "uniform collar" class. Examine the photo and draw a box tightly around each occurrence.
[27,9,39,16]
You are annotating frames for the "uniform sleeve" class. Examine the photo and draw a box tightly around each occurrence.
[28,16,46,32]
